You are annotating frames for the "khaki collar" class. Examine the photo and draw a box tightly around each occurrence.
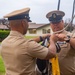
[9,31,25,38]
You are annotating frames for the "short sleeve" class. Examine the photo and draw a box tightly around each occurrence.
[28,40,48,59]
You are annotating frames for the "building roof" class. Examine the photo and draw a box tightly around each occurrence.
[0,23,49,29]
[0,24,9,29]
[28,23,49,29]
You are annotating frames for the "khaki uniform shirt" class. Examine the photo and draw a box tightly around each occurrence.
[0,31,48,75]
[57,30,75,75]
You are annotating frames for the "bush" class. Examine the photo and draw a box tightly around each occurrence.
[0,30,10,42]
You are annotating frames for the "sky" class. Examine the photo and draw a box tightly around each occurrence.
[0,0,75,23]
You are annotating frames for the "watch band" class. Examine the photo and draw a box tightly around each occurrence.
[39,36,43,41]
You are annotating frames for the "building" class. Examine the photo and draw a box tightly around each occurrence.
[0,22,52,36]
[0,24,9,30]
[26,23,52,36]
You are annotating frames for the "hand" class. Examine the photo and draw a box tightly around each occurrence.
[56,33,67,41]
[50,34,59,42]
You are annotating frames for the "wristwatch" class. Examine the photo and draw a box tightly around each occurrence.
[65,35,71,43]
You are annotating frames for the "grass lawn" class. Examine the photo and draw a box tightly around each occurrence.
[0,36,36,75]
[0,56,5,75]
[25,36,37,39]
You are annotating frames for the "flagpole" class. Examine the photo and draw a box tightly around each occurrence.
[70,0,75,32]
[57,0,60,10]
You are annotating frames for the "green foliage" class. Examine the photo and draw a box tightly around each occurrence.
[0,30,10,42]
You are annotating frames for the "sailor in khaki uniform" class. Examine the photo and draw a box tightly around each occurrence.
[46,10,75,75]
[0,8,59,75]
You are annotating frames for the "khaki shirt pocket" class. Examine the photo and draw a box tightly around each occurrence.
[58,43,70,57]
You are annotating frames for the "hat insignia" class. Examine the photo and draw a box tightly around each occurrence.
[53,13,56,18]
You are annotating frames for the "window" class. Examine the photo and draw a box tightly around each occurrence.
[29,29,36,34]
[42,29,46,34]
[47,29,50,33]
[42,29,50,34]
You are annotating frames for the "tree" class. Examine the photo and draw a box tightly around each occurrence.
[64,18,74,31]
[0,18,10,29]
